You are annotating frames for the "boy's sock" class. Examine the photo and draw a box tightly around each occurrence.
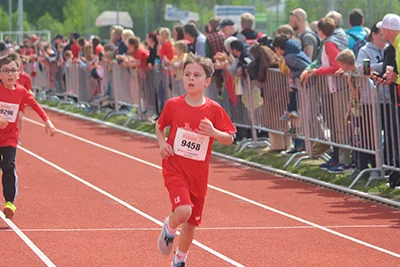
[173,249,188,264]
[165,218,177,237]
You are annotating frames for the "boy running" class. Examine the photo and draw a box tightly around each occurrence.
[0,52,56,219]
[155,54,236,267]
[16,55,33,141]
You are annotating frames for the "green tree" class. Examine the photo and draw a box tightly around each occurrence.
[63,0,99,38]
[36,13,64,40]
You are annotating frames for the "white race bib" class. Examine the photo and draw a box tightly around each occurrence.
[173,127,210,161]
[0,101,19,123]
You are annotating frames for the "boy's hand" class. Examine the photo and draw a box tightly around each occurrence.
[335,68,345,75]
[44,120,56,137]
[198,117,216,137]
[160,141,174,159]
[0,116,8,129]
[300,70,309,84]
[345,112,351,125]
[347,72,353,83]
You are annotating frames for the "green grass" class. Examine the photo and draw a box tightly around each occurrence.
[38,99,400,201]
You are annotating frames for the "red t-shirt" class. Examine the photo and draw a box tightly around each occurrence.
[0,83,49,147]
[157,96,236,197]
[134,47,150,68]
[17,72,33,113]
[17,72,32,91]
[159,40,175,62]
[71,43,81,58]
[95,45,104,56]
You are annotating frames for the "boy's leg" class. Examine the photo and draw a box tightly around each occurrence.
[158,181,193,255]
[1,146,18,219]
[171,195,205,267]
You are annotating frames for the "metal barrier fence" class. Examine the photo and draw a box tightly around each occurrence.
[31,60,400,189]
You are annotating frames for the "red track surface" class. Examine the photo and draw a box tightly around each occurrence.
[1,108,399,267]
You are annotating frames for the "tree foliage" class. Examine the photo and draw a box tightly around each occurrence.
[1,0,400,42]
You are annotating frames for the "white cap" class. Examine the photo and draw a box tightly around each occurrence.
[377,13,400,31]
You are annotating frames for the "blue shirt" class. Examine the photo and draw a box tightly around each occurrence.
[346,26,367,50]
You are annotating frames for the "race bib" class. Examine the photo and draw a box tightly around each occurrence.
[173,127,210,161]
[0,101,19,123]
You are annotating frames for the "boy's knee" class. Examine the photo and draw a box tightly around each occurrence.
[2,161,15,171]
[174,205,192,223]
[182,222,196,232]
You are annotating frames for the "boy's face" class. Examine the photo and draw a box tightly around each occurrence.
[128,44,136,54]
[183,63,211,95]
[338,62,354,73]
[0,62,19,88]
[274,47,284,57]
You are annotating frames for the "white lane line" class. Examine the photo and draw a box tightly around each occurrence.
[18,146,244,267]
[25,117,400,258]
[0,225,398,233]
[0,212,56,266]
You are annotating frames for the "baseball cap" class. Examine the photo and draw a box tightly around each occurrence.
[377,13,400,31]
[219,19,235,28]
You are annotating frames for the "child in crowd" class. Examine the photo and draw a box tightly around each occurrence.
[155,54,236,267]
[168,40,188,96]
[337,49,374,178]
[0,53,56,220]
[273,35,311,133]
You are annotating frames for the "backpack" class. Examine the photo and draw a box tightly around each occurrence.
[245,32,264,46]
[389,171,400,189]
[347,31,368,56]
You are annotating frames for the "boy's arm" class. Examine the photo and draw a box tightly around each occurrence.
[198,117,234,145]
[155,122,174,158]
[0,115,8,129]
[24,92,56,136]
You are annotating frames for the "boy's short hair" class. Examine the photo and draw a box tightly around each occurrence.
[128,37,140,50]
[105,51,114,60]
[174,40,188,53]
[230,40,244,52]
[336,49,356,66]
[349,9,364,27]
[183,53,214,79]
[276,24,294,38]
[317,18,335,37]
[20,55,30,65]
[0,52,21,69]
[272,35,289,50]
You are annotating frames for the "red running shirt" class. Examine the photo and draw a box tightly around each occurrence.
[157,96,236,197]
[134,47,150,68]
[17,72,33,113]
[0,83,49,147]
[17,72,32,91]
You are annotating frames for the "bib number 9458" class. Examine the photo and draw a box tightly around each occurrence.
[174,127,210,161]
[181,140,201,151]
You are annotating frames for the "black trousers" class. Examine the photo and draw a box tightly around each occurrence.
[0,146,17,203]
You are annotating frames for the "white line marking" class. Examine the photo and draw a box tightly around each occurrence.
[0,212,56,266]
[25,117,400,258]
[18,146,244,267]
[0,225,398,233]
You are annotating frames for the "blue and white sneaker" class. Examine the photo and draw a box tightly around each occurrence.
[328,164,353,174]
[319,159,337,170]
[158,218,175,255]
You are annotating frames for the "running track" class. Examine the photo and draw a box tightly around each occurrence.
[1,108,399,267]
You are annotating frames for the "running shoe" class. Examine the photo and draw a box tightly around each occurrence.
[3,202,16,219]
[158,218,175,255]
[171,261,186,267]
